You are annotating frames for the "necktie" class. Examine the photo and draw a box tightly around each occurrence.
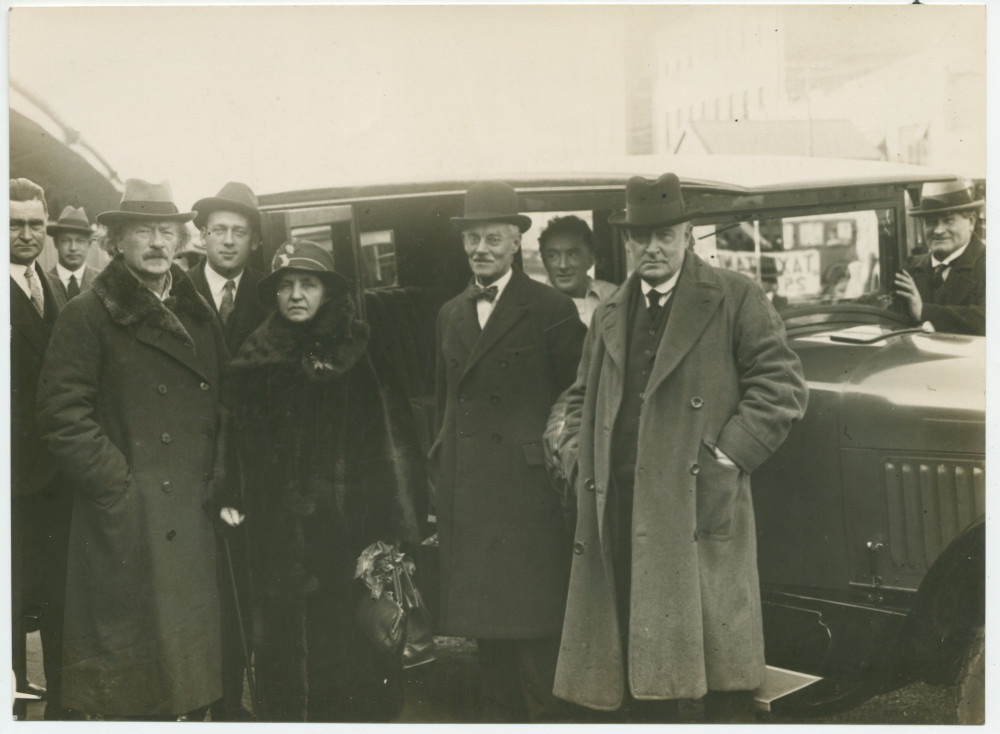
[219,280,236,325]
[23,265,44,316]
[468,283,499,303]
[932,263,948,293]
[647,290,664,320]
[67,274,80,299]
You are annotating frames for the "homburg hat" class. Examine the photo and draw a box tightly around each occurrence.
[96,179,196,225]
[47,206,92,237]
[609,173,694,227]
[258,238,349,299]
[450,181,532,233]
[192,181,261,230]
[909,179,984,217]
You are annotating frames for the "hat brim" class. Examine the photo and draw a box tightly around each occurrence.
[910,200,984,217]
[96,210,197,225]
[258,266,350,301]
[191,197,261,230]
[450,214,533,233]
[47,224,93,237]
[608,210,696,227]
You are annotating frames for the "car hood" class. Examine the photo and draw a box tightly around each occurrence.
[792,328,985,454]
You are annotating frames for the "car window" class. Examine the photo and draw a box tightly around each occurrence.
[520,210,596,284]
[690,208,896,308]
[360,230,398,288]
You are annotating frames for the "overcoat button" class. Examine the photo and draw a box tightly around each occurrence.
[690,463,700,475]
[161,433,171,444]
[450,358,459,368]
[491,432,502,443]
[459,393,468,402]
[489,394,500,404]
[161,481,173,493]
[499,360,509,369]
[573,542,585,555]
[157,384,167,394]
[200,382,210,391]
[204,428,215,439]
[584,478,596,492]
[166,530,176,541]
[690,396,704,409]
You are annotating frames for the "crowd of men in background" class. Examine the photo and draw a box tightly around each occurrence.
[10,171,985,722]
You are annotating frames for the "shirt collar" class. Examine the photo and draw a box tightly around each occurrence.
[932,241,970,269]
[9,262,33,279]
[639,268,681,299]
[124,263,173,301]
[203,261,244,296]
[55,262,87,281]
[476,267,514,300]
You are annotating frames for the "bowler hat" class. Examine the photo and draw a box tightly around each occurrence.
[192,181,261,230]
[97,179,196,225]
[258,239,349,299]
[910,179,984,217]
[609,173,694,227]
[450,181,532,233]
[47,206,92,237]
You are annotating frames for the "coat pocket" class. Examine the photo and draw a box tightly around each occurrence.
[695,442,742,541]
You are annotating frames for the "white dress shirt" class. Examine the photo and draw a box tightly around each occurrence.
[203,264,244,311]
[931,241,969,282]
[475,267,514,329]
[638,269,681,306]
[10,261,38,301]
[55,262,88,290]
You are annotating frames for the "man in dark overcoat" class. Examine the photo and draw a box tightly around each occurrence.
[430,181,586,721]
[189,181,269,720]
[10,177,72,717]
[189,181,269,354]
[894,179,985,335]
[37,179,228,720]
[546,174,808,722]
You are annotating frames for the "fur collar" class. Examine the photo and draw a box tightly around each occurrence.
[91,256,214,351]
[230,296,370,382]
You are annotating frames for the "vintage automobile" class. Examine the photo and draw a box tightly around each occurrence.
[256,155,985,722]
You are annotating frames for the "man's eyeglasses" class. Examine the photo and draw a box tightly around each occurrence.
[208,225,250,239]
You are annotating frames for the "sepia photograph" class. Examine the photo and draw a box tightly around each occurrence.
[7,1,988,727]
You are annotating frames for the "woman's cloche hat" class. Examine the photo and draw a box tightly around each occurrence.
[450,181,532,233]
[909,179,984,217]
[96,179,196,225]
[47,206,93,237]
[258,239,349,299]
[609,172,695,228]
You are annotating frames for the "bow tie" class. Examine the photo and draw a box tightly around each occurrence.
[468,283,499,303]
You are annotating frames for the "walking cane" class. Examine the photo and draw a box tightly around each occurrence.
[221,533,259,719]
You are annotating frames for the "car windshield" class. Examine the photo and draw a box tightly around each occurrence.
[689,208,896,308]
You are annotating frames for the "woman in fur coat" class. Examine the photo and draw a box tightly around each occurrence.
[223,239,422,722]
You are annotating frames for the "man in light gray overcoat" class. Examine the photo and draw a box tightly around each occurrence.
[546,173,808,722]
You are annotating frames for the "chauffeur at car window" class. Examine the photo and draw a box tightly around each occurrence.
[894,179,985,336]
[544,173,808,723]
[429,181,586,722]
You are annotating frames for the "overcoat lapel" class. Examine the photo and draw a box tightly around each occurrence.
[134,318,211,382]
[10,280,50,356]
[644,252,723,400]
[937,236,984,306]
[451,296,482,362]
[461,271,529,379]
[598,277,632,372]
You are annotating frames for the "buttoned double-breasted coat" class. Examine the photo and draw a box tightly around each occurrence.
[37,257,228,716]
[430,268,586,638]
[548,252,808,709]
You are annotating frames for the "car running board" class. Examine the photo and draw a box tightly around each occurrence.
[755,666,822,712]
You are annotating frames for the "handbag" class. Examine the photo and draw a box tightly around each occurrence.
[354,542,436,667]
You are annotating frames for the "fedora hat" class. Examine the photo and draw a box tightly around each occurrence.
[450,181,532,233]
[258,239,349,299]
[47,205,92,237]
[97,179,196,225]
[609,173,694,227]
[192,181,260,230]
[910,179,984,217]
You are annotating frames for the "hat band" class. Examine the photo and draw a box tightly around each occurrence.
[625,201,686,224]
[54,220,90,229]
[119,200,180,215]
[283,256,331,270]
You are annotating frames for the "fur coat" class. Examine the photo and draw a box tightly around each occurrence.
[226,296,422,721]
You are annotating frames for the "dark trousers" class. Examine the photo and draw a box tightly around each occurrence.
[11,482,73,711]
[476,637,572,722]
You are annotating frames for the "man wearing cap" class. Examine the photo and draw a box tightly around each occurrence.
[430,181,586,721]
[190,182,269,354]
[546,173,807,722]
[10,177,72,718]
[37,179,229,720]
[894,179,985,335]
[47,206,100,307]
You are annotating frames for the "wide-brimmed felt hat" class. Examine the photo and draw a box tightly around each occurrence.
[47,206,92,237]
[450,181,532,233]
[192,181,260,230]
[609,173,694,227]
[258,238,349,299]
[910,179,984,217]
[97,179,196,225]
